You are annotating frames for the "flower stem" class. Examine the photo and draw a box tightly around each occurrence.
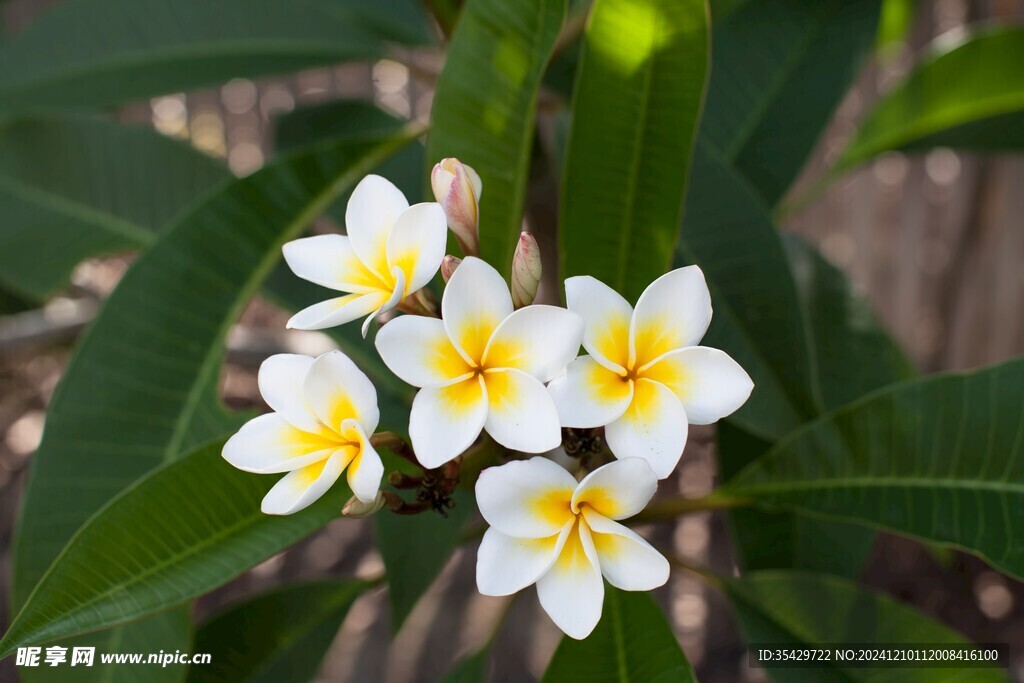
[629,492,750,524]
[370,431,420,469]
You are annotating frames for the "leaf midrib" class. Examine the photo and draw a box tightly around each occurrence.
[8,485,272,652]
[0,40,389,99]
[163,130,420,461]
[0,173,148,243]
[720,3,831,161]
[611,17,657,294]
[729,475,1024,496]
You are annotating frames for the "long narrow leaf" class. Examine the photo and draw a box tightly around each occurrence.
[0,116,227,301]
[837,26,1024,170]
[0,0,431,112]
[698,0,882,206]
[0,442,350,657]
[11,124,420,614]
[426,0,566,275]
[542,589,696,682]
[560,0,709,302]
[725,359,1024,580]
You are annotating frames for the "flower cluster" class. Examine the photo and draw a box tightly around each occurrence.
[223,161,753,639]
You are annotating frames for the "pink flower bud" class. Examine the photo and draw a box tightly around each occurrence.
[511,232,542,309]
[431,158,482,256]
[440,254,462,283]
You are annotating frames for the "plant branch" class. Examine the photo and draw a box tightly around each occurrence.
[630,492,751,524]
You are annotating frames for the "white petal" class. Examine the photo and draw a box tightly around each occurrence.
[536,520,604,639]
[386,203,448,294]
[482,305,584,382]
[482,369,562,454]
[374,315,473,389]
[476,523,571,596]
[282,234,387,294]
[565,275,633,373]
[222,413,338,474]
[630,266,712,367]
[304,350,380,435]
[409,375,488,468]
[605,378,688,479]
[547,356,633,428]
[475,456,577,538]
[256,354,320,432]
[261,448,351,515]
[582,508,669,591]
[341,419,384,503]
[360,266,406,338]
[641,346,753,425]
[441,256,513,364]
[286,292,385,331]
[345,174,409,279]
[571,457,658,520]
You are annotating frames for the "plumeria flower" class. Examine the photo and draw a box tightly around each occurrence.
[282,174,447,336]
[222,351,384,515]
[475,457,668,639]
[548,267,753,478]
[375,257,583,468]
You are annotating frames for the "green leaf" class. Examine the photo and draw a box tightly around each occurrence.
[1,441,352,658]
[188,580,370,683]
[699,0,882,206]
[0,115,228,301]
[724,358,1024,580]
[719,422,876,579]
[426,0,566,274]
[20,610,191,683]
[0,0,431,113]
[542,588,696,683]
[676,144,818,440]
[559,0,708,302]
[725,571,1007,683]
[838,26,1024,170]
[11,124,419,615]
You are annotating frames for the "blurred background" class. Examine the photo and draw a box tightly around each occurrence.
[1,0,1022,681]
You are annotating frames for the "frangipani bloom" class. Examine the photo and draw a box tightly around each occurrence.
[475,457,668,639]
[283,174,447,336]
[222,351,383,515]
[375,257,583,468]
[549,267,753,478]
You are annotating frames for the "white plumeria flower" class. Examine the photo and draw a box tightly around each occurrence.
[222,351,384,515]
[375,257,583,468]
[548,267,753,478]
[475,457,668,639]
[282,174,447,336]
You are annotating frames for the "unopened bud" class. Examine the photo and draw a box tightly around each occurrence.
[511,232,542,308]
[440,255,462,283]
[431,158,482,256]
[341,492,387,518]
